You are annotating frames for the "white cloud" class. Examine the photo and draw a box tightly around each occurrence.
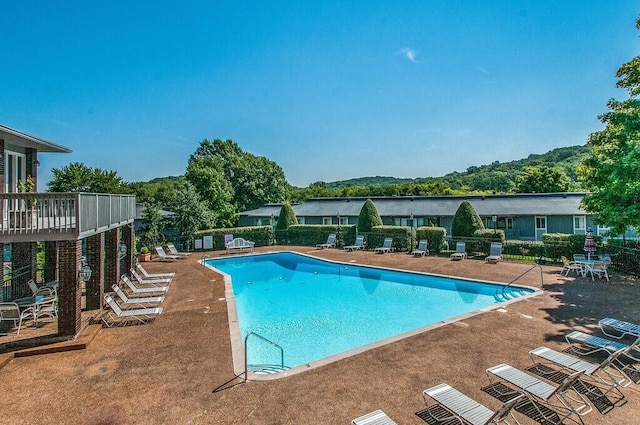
[398,47,418,63]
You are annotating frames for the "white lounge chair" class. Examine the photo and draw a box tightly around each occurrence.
[136,262,175,279]
[130,268,172,285]
[450,242,467,260]
[166,242,191,256]
[344,235,365,251]
[599,317,640,339]
[102,294,162,327]
[374,238,393,254]
[351,409,397,425]
[111,284,164,306]
[561,256,583,276]
[487,363,591,424]
[412,239,429,257]
[155,246,181,261]
[121,275,168,294]
[485,242,503,263]
[316,233,336,249]
[529,346,631,400]
[565,330,640,362]
[27,279,56,297]
[0,302,34,335]
[423,383,523,425]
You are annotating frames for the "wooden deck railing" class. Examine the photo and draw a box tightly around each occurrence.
[0,192,136,243]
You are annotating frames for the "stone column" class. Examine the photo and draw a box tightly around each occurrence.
[85,233,105,310]
[44,241,59,283]
[57,240,82,337]
[121,225,134,275]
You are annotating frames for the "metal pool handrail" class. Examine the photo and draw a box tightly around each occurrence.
[244,331,284,381]
[500,263,544,298]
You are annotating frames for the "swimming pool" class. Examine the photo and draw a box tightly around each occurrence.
[206,252,536,377]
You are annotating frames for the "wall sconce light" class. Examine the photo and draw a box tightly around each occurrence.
[33,159,40,167]
[118,243,127,259]
[78,264,92,282]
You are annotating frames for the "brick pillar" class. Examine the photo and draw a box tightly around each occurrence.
[104,229,120,289]
[44,241,59,283]
[12,242,37,298]
[85,233,105,310]
[121,225,134,276]
[0,138,5,191]
[57,240,82,337]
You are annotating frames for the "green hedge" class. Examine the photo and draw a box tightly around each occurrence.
[276,225,356,247]
[195,226,272,249]
[415,227,447,254]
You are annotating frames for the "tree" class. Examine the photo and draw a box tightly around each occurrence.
[357,199,383,233]
[276,202,298,230]
[171,181,215,248]
[515,166,571,193]
[47,162,129,193]
[578,16,640,236]
[139,201,163,250]
[451,201,484,237]
[185,155,236,227]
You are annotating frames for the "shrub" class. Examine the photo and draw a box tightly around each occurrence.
[276,202,298,230]
[451,201,484,237]
[357,199,383,233]
[416,226,447,255]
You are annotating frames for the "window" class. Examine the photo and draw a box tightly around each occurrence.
[322,217,332,225]
[4,150,26,193]
[338,216,348,226]
[574,216,586,233]
[535,216,547,230]
[297,217,305,225]
[505,217,514,230]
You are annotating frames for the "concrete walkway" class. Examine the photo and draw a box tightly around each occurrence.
[1,246,639,424]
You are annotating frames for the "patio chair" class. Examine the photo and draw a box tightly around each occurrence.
[111,284,164,306]
[102,294,162,327]
[529,346,631,401]
[166,242,191,256]
[599,317,640,339]
[560,256,583,276]
[423,383,523,425]
[565,330,640,362]
[450,241,467,260]
[344,235,365,252]
[27,279,56,297]
[121,275,168,294]
[374,238,393,254]
[573,254,586,262]
[584,260,609,282]
[155,246,181,261]
[486,363,591,425]
[0,302,34,335]
[316,233,337,249]
[412,239,429,257]
[136,262,175,279]
[351,409,397,425]
[130,268,172,285]
[485,242,503,263]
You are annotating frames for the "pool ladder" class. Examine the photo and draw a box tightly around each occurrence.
[496,263,543,301]
[244,332,288,379]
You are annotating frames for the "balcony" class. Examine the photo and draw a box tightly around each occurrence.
[1,192,136,243]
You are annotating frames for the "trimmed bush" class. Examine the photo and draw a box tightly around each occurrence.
[357,199,383,233]
[276,202,298,230]
[416,226,447,254]
[368,225,412,252]
[451,201,485,237]
[196,226,272,248]
[278,225,356,247]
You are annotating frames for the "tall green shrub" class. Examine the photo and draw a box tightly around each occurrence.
[357,198,383,233]
[276,202,298,230]
[451,201,485,237]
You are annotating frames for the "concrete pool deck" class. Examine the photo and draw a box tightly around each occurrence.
[1,246,640,424]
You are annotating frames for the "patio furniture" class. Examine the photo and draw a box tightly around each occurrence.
[344,235,365,251]
[584,260,609,282]
[121,275,168,294]
[560,256,582,276]
[351,409,397,425]
[226,237,255,254]
[0,302,34,335]
[412,239,429,257]
[486,363,591,425]
[316,233,337,249]
[27,279,58,297]
[450,242,467,260]
[565,330,640,362]
[374,238,393,254]
[166,242,191,256]
[423,383,523,425]
[599,317,640,340]
[155,246,181,261]
[136,262,175,279]
[130,268,172,284]
[111,284,164,306]
[102,294,162,327]
[485,242,503,263]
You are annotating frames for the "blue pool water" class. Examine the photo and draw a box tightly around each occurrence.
[207,252,533,372]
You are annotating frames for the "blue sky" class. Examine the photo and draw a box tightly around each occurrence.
[1,1,638,188]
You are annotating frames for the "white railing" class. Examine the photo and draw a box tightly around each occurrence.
[0,192,136,242]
